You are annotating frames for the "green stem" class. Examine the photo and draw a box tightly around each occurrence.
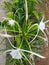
[19,39,23,48]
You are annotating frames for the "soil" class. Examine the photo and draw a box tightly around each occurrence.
[35,0,49,65]
[35,46,49,65]
[0,0,7,65]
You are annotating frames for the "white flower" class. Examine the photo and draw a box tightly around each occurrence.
[4,48,45,59]
[10,49,22,59]
[38,17,49,46]
[39,21,45,31]
[9,19,15,26]
[4,49,22,59]
[29,17,49,46]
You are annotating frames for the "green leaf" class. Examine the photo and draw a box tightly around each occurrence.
[32,11,39,20]
[13,0,18,3]
[4,1,12,11]
[15,21,21,32]
[27,24,38,34]
[15,35,21,47]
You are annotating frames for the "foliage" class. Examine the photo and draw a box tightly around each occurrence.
[0,0,45,65]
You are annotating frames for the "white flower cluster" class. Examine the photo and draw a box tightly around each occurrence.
[0,17,49,61]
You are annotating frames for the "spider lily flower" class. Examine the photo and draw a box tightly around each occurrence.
[4,49,22,59]
[3,27,45,59]
[10,49,22,59]
[1,28,45,59]
[0,17,15,26]
[38,20,45,31]
[4,48,45,59]
[30,17,49,46]
[9,19,15,26]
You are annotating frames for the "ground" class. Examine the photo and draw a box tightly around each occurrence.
[0,0,8,65]
[36,46,49,65]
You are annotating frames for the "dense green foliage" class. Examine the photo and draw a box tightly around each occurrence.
[0,0,44,65]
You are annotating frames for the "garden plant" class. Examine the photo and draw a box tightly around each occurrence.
[0,0,49,65]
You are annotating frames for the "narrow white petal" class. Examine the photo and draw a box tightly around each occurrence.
[3,50,12,53]
[31,52,45,58]
[39,21,45,31]
[4,28,16,49]
[0,34,13,37]
[21,49,46,58]
[45,20,49,23]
